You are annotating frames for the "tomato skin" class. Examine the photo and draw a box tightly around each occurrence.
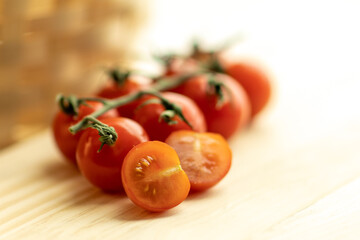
[165,130,232,191]
[171,74,251,139]
[164,57,199,76]
[122,141,190,212]
[52,101,118,165]
[224,62,271,118]
[133,92,207,142]
[97,75,152,118]
[76,117,149,192]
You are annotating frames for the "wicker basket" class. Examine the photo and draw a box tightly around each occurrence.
[0,0,148,148]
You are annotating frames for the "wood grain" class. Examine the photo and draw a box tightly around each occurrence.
[2,0,360,239]
[1,111,360,239]
[256,177,360,240]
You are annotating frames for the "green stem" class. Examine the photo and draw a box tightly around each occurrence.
[152,73,196,91]
[68,73,199,142]
[69,90,156,134]
[80,97,108,104]
[57,94,108,116]
[76,116,118,152]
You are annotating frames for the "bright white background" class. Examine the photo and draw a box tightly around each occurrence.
[141,0,360,145]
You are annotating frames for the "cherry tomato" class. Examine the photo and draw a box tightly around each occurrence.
[97,73,152,118]
[163,57,199,76]
[133,92,207,141]
[122,141,190,212]
[52,101,118,165]
[171,73,251,139]
[165,130,232,191]
[217,60,271,118]
[76,117,149,192]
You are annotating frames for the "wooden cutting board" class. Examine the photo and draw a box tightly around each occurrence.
[1,95,360,240]
[2,1,360,237]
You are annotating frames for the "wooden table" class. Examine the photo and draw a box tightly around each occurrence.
[2,1,360,239]
[1,79,360,239]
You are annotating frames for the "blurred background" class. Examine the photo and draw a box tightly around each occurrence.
[1,0,360,149]
[0,0,148,148]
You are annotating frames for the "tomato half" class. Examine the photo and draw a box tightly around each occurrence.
[224,62,271,118]
[165,130,232,191]
[76,117,149,192]
[52,101,118,165]
[171,73,251,139]
[97,74,152,118]
[122,141,190,212]
[133,92,207,141]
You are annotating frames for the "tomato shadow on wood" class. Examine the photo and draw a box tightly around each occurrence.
[186,188,220,201]
[41,158,80,181]
[41,159,127,207]
[115,201,179,221]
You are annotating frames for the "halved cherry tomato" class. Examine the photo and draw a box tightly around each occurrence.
[133,92,207,141]
[224,62,271,118]
[171,73,250,139]
[122,141,190,212]
[76,117,149,192]
[97,72,152,118]
[165,130,232,191]
[52,101,118,165]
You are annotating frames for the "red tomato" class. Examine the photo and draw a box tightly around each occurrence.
[165,130,232,191]
[76,117,149,192]
[97,74,152,118]
[122,141,190,212]
[223,62,271,118]
[164,57,199,76]
[133,92,207,141]
[52,101,118,165]
[171,74,251,139]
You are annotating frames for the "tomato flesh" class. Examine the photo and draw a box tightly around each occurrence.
[165,130,232,191]
[122,141,190,212]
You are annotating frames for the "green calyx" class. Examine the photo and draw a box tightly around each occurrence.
[57,94,88,116]
[158,98,192,128]
[191,40,201,58]
[207,74,231,109]
[108,69,131,86]
[207,55,225,73]
[135,92,193,129]
[159,110,178,125]
[76,116,118,152]
[153,53,177,67]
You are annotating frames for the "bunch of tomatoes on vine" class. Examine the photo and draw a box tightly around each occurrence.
[52,42,272,212]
